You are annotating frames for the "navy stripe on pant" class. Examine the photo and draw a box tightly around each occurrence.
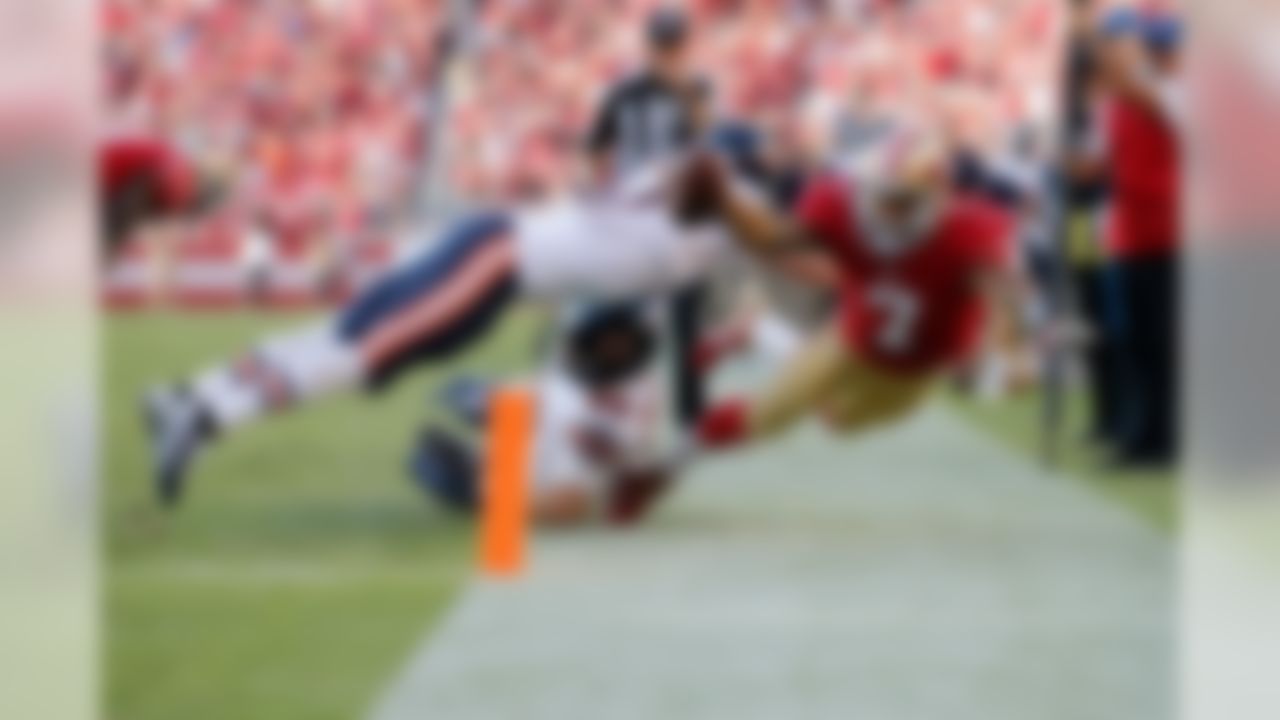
[339,212,518,390]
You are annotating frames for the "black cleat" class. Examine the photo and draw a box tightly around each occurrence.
[408,426,479,514]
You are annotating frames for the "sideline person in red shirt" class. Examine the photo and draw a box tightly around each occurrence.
[1096,7,1183,467]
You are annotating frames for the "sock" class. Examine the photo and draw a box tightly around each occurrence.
[750,311,802,366]
[192,320,362,431]
[191,363,263,431]
[694,324,750,373]
[696,399,751,449]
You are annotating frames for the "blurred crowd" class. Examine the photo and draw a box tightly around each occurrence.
[104,0,443,257]
[450,0,1061,200]
[102,0,1063,250]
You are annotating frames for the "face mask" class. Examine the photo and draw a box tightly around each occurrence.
[859,184,944,257]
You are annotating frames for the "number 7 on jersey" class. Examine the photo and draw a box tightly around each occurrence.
[867,281,922,355]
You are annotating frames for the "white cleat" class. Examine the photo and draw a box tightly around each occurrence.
[143,385,213,507]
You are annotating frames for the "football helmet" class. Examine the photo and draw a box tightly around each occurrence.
[848,126,952,255]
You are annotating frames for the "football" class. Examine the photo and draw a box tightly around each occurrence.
[673,152,727,225]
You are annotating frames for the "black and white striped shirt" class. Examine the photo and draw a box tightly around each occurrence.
[587,71,707,179]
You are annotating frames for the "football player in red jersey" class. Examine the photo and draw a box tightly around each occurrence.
[685,126,1030,450]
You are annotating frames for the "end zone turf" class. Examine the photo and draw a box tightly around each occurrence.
[373,406,1172,720]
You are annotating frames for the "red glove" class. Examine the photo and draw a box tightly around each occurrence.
[607,469,675,526]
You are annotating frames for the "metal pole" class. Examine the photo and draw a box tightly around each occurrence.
[417,0,474,225]
[1041,2,1091,468]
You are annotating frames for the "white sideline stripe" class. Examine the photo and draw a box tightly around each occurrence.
[113,561,459,588]
[370,406,1172,720]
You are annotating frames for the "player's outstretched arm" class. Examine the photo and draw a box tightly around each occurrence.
[720,185,839,288]
[675,154,799,253]
[673,153,837,287]
[718,178,811,257]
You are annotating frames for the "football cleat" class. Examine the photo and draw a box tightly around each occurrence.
[143,384,214,507]
[408,426,479,514]
[437,375,493,429]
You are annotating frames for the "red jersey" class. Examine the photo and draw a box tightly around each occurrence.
[795,174,1014,373]
[1105,96,1181,258]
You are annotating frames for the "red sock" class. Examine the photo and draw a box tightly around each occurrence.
[697,400,751,449]
[694,325,750,373]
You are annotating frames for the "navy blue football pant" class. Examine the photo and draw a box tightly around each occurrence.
[338,213,518,389]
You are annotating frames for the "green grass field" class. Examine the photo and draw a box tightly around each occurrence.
[951,390,1178,531]
[106,312,1175,719]
[105,311,539,720]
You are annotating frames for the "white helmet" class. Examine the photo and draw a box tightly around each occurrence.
[847,125,951,255]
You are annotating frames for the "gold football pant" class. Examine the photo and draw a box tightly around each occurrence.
[747,324,934,440]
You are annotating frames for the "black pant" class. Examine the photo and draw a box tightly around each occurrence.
[1074,265,1126,445]
[1114,253,1180,462]
[670,283,708,426]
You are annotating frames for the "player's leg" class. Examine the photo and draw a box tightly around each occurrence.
[336,215,518,390]
[410,426,482,513]
[695,323,848,449]
[412,384,605,528]
[422,370,675,527]
[146,213,519,505]
[410,426,606,528]
[190,212,517,426]
[819,359,933,436]
[407,374,499,515]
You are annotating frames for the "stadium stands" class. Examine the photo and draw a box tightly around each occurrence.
[103,0,1062,307]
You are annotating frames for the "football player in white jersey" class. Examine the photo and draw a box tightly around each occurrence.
[410,294,803,527]
[144,162,734,506]
[411,301,677,527]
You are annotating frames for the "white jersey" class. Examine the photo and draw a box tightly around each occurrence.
[529,298,672,510]
[531,364,668,499]
[512,174,731,300]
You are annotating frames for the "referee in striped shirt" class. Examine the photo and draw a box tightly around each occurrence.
[585,6,712,427]
[587,7,709,182]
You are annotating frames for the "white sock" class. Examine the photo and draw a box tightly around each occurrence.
[192,320,362,431]
[750,312,803,366]
[191,363,262,430]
